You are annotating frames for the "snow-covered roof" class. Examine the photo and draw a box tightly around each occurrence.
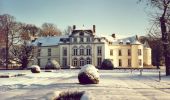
[95,34,116,42]
[113,35,142,45]
[143,41,150,48]
[32,35,69,46]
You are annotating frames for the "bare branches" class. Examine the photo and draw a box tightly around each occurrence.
[41,23,61,36]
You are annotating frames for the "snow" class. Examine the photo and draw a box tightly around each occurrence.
[0,69,170,100]
[32,35,69,46]
[79,64,99,78]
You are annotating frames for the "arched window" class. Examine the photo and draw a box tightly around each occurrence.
[79,46,84,55]
[86,46,91,55]
[79,58,85,66]
[72,58,78,66]
[86,57,91,64]
[72,46,78,56]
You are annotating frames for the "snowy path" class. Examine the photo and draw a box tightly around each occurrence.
[0,70,170,100]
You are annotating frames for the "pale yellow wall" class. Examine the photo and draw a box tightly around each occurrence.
[108,45,131,68]
[131,44,143,68]
[143,48,152,66]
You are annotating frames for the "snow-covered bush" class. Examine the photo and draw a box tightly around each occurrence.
[39,91,89,100]
[78,64,100,84]
[30,65,41,73]
[100,59,114,70]
[45,60,60,70]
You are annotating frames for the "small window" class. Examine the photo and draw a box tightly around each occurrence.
[63,47,67,56]
[128,59,131,67]
[118,49,122,56]
[80,32,84,36]
[119,59,122,66]
[73,38,77,43]
[97,57,102,66]
[87,37,90,42]
[97,46,102,56]
[38,49,41,56]
[48,48,51,56]
[37,59,40,66]
[80,37,84,42]
[138,49,142,56]
[128,49,131,56]
[139,59,142,66]
[110,49,113,56]
[62,58,67,67]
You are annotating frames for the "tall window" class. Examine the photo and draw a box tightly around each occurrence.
[87,37,90,42]
[128,59,131,67]
[128,49,131,56]
[118,49,122,56]
[97,57,102,66]
[138,49,142,56]
[86,46,91,55]
[72,58,78,66]
[139,59,142,66]
[86,57,91,64]
[80,48,84,55]
[80,37,84,42]
[79,46,84,55]
[48,48,51,56]
[110,49,113,56]
[38,49,41,56]
[62,58,67,67]
[80,58,85,66]
[63,47,67,56]
[37,59,40,66]
[73,47,78,56]
[119,59,122,66]
[97,46,102,56]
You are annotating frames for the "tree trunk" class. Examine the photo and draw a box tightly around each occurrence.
[160,17,170,76]
[5,24,9,69]
[21,58,28,69]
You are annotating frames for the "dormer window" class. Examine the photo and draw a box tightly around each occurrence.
[126,40,130,45]
[80,32,84,36]
[119,40,123,44]
[87,37,90,42]
[73,37,77,43]
[80,37,84,42]
[38,42,42,46]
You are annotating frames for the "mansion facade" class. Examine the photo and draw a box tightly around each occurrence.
[32,25,152,68]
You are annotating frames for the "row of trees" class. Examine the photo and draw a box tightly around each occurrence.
[0,14,71,69]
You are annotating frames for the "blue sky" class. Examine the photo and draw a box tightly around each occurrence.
[0,0,149,37]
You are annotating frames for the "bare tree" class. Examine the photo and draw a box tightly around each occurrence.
[0,14,38,69]
[139,0,170,75]
[64,26,72,35]
[40,23,61,36]
[20,24,40,41]
[0,14,16,69]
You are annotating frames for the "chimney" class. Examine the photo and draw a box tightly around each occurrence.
[73,25,76,30]
[93,25,96,33]
[112,33,116,38]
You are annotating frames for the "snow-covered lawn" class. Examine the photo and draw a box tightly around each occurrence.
[0,69,170,100]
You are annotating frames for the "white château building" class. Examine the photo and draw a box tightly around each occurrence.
[32,25,152,69]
